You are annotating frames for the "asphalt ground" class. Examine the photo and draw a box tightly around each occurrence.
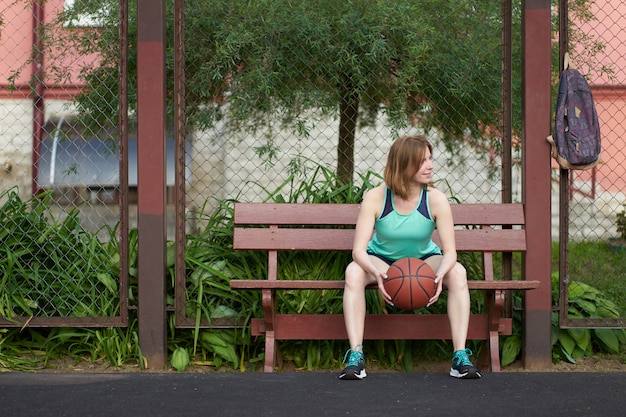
[1,371,626,417]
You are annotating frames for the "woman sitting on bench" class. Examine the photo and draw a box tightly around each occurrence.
[340,135,481,380]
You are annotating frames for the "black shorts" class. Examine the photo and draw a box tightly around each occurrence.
[366,251,441,266]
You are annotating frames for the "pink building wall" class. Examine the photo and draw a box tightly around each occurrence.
[574,1,626,195]
[0,3,32,89]
[0,0,97,99]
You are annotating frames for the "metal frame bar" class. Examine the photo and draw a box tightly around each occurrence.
[2,0,131,330]
[521,0,553,368]
[136,0,167,368]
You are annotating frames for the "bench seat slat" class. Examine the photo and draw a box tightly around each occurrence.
[235,203,361,225]
[250,314,513,340]
[233,228,527,252]
[234,203,525,226]
[449,203,524,225]
[233,228,354,251]
[230,279,540,290]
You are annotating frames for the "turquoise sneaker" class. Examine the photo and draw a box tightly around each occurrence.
[450,348,482,379]
[339,348,366,380]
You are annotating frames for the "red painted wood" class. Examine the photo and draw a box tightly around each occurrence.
[234,203,525,226]
[522,2,554,369]
[137,0,167,369]
[233,228,527,252]
[249,314,513,340]
[235,203,361,225]
[230,279,539,290]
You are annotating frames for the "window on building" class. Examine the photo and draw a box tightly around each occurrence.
[37,117,189,205]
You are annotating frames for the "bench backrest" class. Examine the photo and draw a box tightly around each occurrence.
[233,203,527,253]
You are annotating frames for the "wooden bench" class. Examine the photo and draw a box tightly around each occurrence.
[230,202,540,373]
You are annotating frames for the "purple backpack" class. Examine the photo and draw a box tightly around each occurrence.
[547,62,601,170]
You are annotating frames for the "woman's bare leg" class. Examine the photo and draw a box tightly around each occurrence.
[425,256,470,351]
[343,256,388,350]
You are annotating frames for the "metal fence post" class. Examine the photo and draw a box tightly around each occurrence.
[522,0,553,369]
[137,0,167,369]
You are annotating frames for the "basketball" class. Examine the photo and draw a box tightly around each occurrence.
[384,257,437,311]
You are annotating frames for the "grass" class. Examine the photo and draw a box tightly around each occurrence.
[556,241,626,316]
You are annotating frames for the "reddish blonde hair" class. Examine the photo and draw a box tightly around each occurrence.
[383,135,433,200]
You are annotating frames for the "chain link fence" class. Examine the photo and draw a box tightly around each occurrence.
[565,1,626,242]
[0,0,624,327]
[0,1,128,325]
[556,1,626,328]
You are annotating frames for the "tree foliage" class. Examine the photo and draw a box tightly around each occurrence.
[52,0,605,183]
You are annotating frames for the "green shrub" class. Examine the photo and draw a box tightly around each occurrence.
[501,268,626,367]
[0,188,120,319]
[550,275,626,363]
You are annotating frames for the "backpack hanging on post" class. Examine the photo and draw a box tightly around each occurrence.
[547,52,601,170]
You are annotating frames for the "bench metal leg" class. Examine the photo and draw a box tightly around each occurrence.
[487,289,505,372]
[264,330,276,372]
[489,331,501,372]
[261,289,277,372]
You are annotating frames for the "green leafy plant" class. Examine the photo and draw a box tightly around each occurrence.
[0,188,120,319]
[171,346,190,372]
[551,276,626,363]
[501,273,626,367]
[3,176,623,372]
[0,328,43,372]
[180,198,262,370]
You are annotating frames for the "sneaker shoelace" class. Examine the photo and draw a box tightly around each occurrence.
[454,348,474,366]
[342,349,364,367]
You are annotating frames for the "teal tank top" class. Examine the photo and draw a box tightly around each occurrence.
[366,187,442,261]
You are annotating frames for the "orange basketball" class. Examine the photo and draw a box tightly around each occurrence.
[384,257,437,310]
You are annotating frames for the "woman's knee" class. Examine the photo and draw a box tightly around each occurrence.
[446,263,468,290]
[344,262,368,289]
